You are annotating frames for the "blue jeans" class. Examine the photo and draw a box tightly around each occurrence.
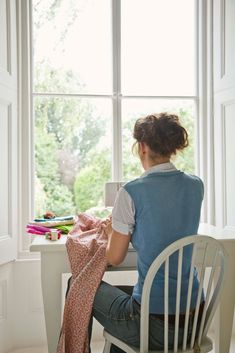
[88,281,186,353]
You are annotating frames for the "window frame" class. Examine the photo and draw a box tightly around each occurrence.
[18,0,211,256]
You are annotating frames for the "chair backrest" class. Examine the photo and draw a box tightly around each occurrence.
[140,235,228,353]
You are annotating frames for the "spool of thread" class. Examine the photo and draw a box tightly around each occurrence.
[50,230,58,241]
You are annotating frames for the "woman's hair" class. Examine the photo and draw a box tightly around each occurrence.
[133,112,189,158]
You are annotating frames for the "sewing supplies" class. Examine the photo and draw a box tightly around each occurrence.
[27,224,61,240]
[26,213,74,240]
[45,230,61,241]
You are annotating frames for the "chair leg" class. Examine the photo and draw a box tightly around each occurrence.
[103,339,112,353]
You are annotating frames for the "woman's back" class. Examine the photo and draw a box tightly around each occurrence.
[123,168,204,314]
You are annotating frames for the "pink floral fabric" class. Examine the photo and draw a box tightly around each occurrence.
[57,213,109,353]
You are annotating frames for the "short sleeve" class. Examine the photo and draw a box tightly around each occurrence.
[112,187,135,235]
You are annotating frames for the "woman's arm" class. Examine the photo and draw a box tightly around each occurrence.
[105,225,131,266]
[104,186,134,266]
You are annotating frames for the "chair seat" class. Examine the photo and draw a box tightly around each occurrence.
[103,330,213,353]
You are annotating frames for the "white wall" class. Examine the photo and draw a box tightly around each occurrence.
[12,260,47,348]
[0,0,19,351]
[0,260,46,353]
[0,0,18,265]
[0,263,14,353]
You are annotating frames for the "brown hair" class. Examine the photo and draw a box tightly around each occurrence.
[133,112,189,158]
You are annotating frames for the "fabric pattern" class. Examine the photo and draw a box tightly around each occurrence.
[57,213,109,353]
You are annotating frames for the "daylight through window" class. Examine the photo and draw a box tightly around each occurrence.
[32,0,198,217]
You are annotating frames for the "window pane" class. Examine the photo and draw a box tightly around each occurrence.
[122,99,196,181]
[121,0,196,96]
[33,0,112,94]
[34,97,112,216]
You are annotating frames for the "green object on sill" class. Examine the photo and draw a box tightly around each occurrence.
[51,224,73,234]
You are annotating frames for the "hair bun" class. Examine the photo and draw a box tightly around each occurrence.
[133,112,189,157]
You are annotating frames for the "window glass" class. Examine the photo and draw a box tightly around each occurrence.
[33,0,112,94]
[121,0,196,96]
[34,97,112,216]
[32,0,198,218]
[122,99,196,181]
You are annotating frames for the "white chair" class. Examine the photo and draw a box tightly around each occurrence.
[102,235,228,353]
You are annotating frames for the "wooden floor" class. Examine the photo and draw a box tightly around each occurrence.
[8,335,235,353]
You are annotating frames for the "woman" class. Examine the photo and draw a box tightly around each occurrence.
[89,112,204,352]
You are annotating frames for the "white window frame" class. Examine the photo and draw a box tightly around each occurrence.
[18,0,212,257]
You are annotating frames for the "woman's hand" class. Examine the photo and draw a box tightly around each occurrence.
[101,216,112,237]
[104,221,112,237]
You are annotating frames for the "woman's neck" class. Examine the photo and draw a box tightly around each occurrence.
[143,157,170,171]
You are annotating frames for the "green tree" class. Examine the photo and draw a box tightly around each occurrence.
[74,148,111,212]
[35,116,75,216]
[33,0,110,216]
[172,107,195,174]
[122,117,143,181]
[34,80,106,215]
[122,107,195,181]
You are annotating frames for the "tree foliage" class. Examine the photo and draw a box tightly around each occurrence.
[34,64,106,216]
[74,149,111,212]
[35,75,195,216]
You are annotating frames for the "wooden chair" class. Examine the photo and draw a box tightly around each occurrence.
[102,235,228,353]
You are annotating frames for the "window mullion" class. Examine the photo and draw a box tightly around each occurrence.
[112,0,122,181]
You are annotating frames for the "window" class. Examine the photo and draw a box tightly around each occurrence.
[32,0,198,217]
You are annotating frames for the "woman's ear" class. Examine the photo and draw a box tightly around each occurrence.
[138,142,148,170]
[139,142,147,154]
